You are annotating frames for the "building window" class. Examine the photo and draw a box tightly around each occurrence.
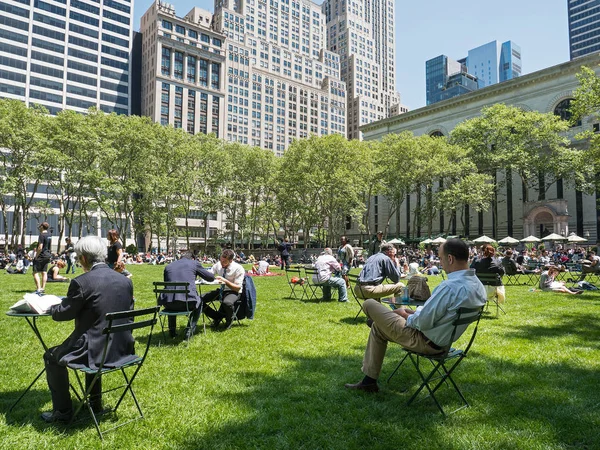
[553,98,581,127]
[174,51,183,79]
[161,47,170,76]
[211,63,220,89]
[187,55,196,83]
[198,59,208,86]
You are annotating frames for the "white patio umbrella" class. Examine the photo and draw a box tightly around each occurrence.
[497,236,520,245]
[431,237,447,245]
[542,233,567,241]
[472,235,496,244]
[567,233,587,243]
[421,238,433,245]
[387,238,405,245]
[521,235,542,243]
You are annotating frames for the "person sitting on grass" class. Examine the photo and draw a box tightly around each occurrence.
[251,258,270,275]
[47,260,70,283]
[540,267,582,294]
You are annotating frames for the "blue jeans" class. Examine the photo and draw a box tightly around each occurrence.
[317,276,348,302]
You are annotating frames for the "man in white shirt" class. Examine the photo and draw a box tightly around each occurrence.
[345,238,486,393]
[202,249,246,329]
[313,248,348,302]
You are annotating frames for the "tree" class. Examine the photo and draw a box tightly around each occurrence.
[91,113,156,245]
[451,103,585,236]
[571,65,600,188]
[41,110,105,251]
[0,99,48,247]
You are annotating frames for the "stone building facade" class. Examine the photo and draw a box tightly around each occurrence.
[357,53,600,244]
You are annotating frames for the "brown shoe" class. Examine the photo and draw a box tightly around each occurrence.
[344,381,379,393]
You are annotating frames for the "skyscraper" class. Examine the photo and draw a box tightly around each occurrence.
[568,0,600,60]
[140,3,226,137]
[0,0,134,115]
[212,0,347,155]
[323,0,403,140]
[499,41,521,82]
[466,40,521,88]
[425,55,479,105]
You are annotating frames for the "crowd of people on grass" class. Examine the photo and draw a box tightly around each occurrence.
[4,220,600,422]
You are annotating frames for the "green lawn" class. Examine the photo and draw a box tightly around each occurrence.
[1,265,599,449]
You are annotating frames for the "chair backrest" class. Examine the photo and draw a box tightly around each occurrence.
[447,306,484,356]
[100,306,160,369]
[285,267,303,282]
[152,281,191,303]
[475,272,503,287]
[501,259,518,276]
[303,267,318,282]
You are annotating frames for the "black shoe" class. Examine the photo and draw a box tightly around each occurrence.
[41,409,72,423]
[211,318,222,329]
[344,381,379,393]
[169,329,178,338]
[223,319,233,330]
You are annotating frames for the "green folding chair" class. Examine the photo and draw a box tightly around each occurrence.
[387,306,485,416]
[67,306,159,440]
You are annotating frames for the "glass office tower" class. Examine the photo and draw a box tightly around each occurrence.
[426,55,479,105]
[569,0,600,59]
[499,41,521,82]
[0,0,134,115]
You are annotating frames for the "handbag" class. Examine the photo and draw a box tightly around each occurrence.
[407,276,431,301]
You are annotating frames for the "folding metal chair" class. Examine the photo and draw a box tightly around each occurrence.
[303,267,325,301]
[67,306,159,440]
[347,273,366,321]
[500,262,521,286]
[285,267,306,300]
[153,281,199,341]
[387,305,485,416]
[475,272,506,316]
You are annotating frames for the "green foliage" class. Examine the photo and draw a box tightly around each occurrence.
[1,266,600,448]
[125,244,138,255]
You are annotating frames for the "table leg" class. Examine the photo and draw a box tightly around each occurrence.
[8,368,46,413]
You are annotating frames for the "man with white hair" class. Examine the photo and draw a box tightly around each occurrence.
[41,235,135,423]
[313,248,348,302]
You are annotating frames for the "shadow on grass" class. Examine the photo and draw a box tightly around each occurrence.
[503,311,600,345]
[169,347,600,449]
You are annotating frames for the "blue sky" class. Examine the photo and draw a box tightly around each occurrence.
[133,0,570,110]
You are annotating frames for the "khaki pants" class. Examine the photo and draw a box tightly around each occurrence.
[354,282,404,299]
[361,299,444,380]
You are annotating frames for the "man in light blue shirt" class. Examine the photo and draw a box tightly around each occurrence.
[345,239,486,393]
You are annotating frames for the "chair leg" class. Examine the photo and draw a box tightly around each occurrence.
[387,352,410,383]
[406,355,447,415]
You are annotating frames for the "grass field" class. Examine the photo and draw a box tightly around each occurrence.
[1,264,599,449]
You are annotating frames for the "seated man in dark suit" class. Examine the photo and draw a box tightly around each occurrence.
[42,236,135,423]
[159,251,215,339]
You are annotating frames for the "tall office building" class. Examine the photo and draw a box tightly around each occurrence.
[499,41,521,82]
[211,0,347,155]
[140,2,226,136]
[465,40,521,88]
[425,55,479,105]
[568,0,600,59]
[323,0,402,140]
[0,0,134,115]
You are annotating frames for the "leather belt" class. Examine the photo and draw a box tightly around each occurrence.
[359,281,379,286]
